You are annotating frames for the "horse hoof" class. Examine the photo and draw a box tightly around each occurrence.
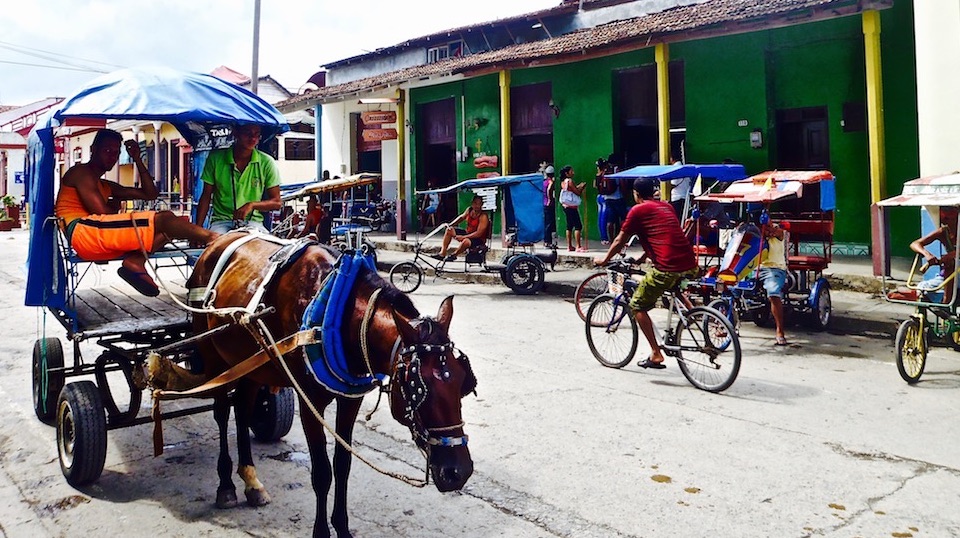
[245,487,272,507]
[216,489,238,509]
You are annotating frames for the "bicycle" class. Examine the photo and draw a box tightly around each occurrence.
[574,237,645,321]
[584,259,742,392]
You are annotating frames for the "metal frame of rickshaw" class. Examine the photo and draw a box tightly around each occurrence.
[692,170,837,331]
[878,173,960,383]
[388,173,555,295]
[24,67,291,448]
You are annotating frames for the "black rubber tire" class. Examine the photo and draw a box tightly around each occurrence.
[807,281,832,331]
[57,381,107,486]
[575,272,608,321]
[250,386,296,442]
[389,262,423,293]
[895,318,926,384]
[752,303,772,328]
[368,218,382,232]
[33,338,65,425]
[675,306,741,393]
[585,295,637,369]
[503,255,545,295]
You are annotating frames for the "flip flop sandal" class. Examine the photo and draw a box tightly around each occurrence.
[774,336,789,346]
[638,358,667,370]
[118,266,160,297]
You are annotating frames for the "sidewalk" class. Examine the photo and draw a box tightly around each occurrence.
[364,231,916,339]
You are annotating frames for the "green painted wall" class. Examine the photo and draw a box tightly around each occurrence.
[407,4,918,253]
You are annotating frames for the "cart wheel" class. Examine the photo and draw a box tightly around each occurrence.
[33,338,65,425]
[895,318,927,384]
[503,255,545,295]
[368,218,382,232]
[498,253,518,281]
[57,381,107,486]
[250,386,296,442]
[389,262,423,293]
[751,304,772,328]
[806,280,831,331]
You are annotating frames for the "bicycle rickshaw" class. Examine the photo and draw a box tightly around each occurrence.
[24,66,294,485]
[878,173,960,383]
[274,173,382,249]
[692,170,836,332]
[389,173,557,295]
[572,163,747,320]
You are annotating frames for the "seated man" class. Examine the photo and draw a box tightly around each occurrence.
[436,194,490,261]
[55,129,219,297]
[297,195,330,242]
[910,208,959,303]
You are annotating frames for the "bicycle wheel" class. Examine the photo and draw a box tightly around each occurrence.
[585,295,637,368]
[575,271,608,321]
[706,298,739,352]
[895,318,926,384]
[674,306,741,392]
[389,262,423,293]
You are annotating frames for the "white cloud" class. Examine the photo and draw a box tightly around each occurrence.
[0,0,557,105]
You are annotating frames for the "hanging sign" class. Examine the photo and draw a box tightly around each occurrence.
[361,111,397,125]
[361,128,398,142]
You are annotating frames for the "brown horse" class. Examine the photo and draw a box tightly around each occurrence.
[175,231,475,538]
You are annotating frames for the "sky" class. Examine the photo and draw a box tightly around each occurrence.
[0,0,559,106]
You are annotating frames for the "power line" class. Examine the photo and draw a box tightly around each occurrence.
[0,40,124,70]
[0,59,103,73]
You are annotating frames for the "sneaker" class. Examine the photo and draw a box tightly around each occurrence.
[431,253,445,261]
[444,254,458,262]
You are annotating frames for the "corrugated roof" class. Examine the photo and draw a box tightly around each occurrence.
[278,0,892,111]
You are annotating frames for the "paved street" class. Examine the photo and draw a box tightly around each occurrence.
[1,228,959,537]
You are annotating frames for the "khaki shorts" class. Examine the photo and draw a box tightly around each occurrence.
[68,211,156,261]
[629,267,698,312]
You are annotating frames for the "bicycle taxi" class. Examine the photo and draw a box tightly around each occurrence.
[389,172,557,295]
[273,173,382,250]
[24,66,294,485]
[571,162,747,320]
[877,173,960,383]
[692,170,836,331]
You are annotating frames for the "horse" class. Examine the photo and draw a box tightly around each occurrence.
[155,231,476,537]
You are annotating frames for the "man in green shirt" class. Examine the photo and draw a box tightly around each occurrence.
[194,124,282,234]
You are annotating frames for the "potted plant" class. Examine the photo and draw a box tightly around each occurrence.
[2,195,20,228]
[0,209,12,232]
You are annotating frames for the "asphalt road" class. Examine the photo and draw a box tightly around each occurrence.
[0,228,958,537]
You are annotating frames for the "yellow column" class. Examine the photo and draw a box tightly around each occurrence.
[396,88,407,239]
[656,43,671,201]
[499,70,511,175]
[863,10,886,203]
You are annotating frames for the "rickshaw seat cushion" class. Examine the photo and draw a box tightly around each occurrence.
[465,243,489,264]
[781,219,834,240]
[787,255,828,271]
[693,245,719,257]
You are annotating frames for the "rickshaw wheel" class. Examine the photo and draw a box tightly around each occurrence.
[57,381,107,486]
[33,337,65,425]
[752,304,772,328]
[503,255,545,295]
[895,318,927,384]
[389,262,423,293]
[250,386,296,442]
[806,280,831,331]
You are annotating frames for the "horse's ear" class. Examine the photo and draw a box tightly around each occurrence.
[392,311,419,344]
[436,295,454,333]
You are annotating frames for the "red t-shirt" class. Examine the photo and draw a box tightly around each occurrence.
[621,200,697,273]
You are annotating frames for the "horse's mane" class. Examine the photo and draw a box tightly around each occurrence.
[363,266,419,318]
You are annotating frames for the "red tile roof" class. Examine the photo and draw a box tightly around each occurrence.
[278,0,892,111]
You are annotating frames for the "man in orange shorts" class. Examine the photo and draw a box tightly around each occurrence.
[55,129,219,296]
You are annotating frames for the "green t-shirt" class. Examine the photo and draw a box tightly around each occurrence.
[201,147,280,223]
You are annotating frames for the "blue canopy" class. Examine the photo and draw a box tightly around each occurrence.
[25,66,290,310]
[608,163,747,182]
[418,173,544,244]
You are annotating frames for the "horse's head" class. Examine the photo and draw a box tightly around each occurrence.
[390,295,475,492]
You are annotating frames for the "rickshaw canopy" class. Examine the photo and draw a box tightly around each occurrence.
[280,173,381,202]
[695,170,836,210]
[607,163,747,182]
[418,173,544,244]
[25,66,290,310]
[877,173,960,207]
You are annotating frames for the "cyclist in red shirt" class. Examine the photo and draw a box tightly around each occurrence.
[594,178,698,369]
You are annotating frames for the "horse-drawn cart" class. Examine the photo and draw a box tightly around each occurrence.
[24,66,293,485]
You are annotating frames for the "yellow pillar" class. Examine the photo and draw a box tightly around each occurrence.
[499,70,511,175]
[656,43,672,201]
[863,10,886,203]
[396,88,407,239]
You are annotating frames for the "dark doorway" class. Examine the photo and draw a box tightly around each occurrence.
[417,98,458,223]
[776,106,830,170]
[614,62,685,167]
[510,82,554,173]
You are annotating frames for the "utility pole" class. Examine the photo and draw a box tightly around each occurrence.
[251,0,261,94]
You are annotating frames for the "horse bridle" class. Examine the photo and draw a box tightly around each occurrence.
[394,336,472,449]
